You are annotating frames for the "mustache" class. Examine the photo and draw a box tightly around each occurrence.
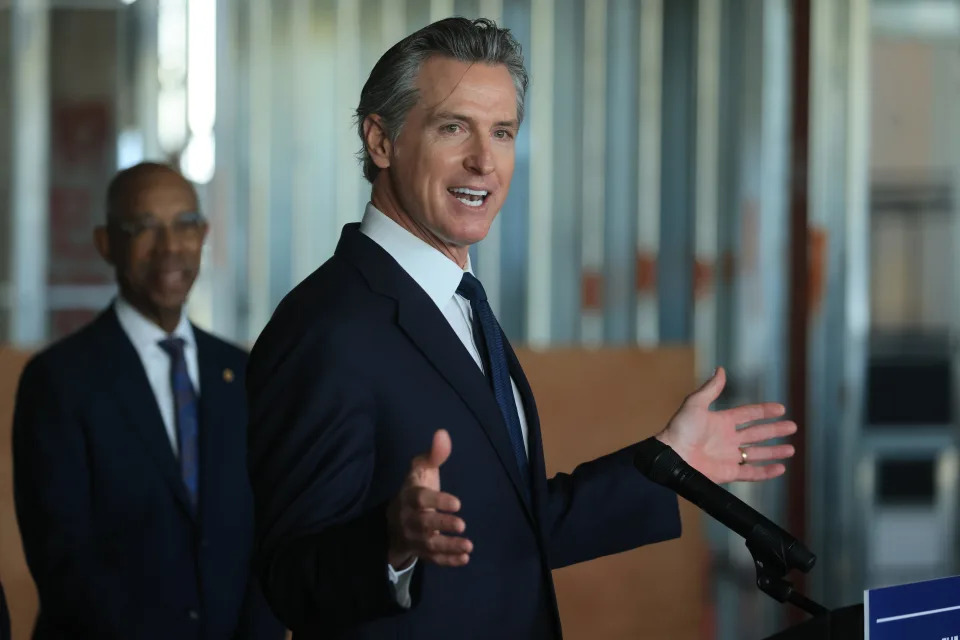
[144,261,195,274]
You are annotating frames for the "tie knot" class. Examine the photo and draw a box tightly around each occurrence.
[457,273,487,303]
[158,336,186,359]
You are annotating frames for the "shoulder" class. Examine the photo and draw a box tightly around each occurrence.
[21,311,115,386]
[192,325,248,366]
[261,256,388,346]
[247,255,391,385]
[13,312,124,415]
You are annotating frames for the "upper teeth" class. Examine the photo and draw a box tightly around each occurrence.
[450,187,488,196]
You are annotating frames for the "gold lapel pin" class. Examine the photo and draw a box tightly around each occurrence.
[223,368,235,383]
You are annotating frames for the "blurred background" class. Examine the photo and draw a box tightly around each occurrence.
[1,0,959,638]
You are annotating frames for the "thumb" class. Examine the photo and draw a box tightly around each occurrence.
[408,430,452,485]
[686,366,726,408]
[415,428,452,471]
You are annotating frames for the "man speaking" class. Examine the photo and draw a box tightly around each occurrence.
[246,17,796,639]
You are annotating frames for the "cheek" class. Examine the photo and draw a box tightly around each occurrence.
[496,148,515,187]
[122,249,152,280]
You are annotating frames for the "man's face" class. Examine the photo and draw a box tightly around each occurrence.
[376,57,518,254]
[97,169,208,321]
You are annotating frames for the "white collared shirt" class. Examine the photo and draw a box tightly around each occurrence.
[359,202,531,608]
[114,295,199,457]
[358,202,530,452]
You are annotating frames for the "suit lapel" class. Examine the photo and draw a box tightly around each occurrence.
[501,338,550,510]
[396,297,533,517]
[97,309,196,521]
[337,224,534,519]
[195,330,229,532]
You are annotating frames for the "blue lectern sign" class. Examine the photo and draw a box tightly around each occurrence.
[866,575,960,640]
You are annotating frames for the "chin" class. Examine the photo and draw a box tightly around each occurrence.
[149,291,189,313]
[452,221,495,246]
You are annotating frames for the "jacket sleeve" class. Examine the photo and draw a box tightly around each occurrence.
[12,357,132,638]
[246,331,417,635]
[232,566,288,640]
[541,443,682,569]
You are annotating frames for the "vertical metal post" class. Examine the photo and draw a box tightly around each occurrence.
[335,0,362,231]
[636,0,663,346]
[580,0,606,345]
[526,0,554,347]
[247,0,272,340]
[290,0,318,286]
[476,0,504,314]
[786,0,812,612]
[694,0,721,373]
[842,0,872,606]
[10,0,50,346]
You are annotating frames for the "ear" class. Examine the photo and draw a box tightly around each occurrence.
[363,114,393,170]
[93,225,114,265]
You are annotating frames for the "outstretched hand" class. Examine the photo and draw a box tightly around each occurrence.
[655,367,797,484]
[387,429,472,570]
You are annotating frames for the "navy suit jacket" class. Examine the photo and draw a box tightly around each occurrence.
[247,224,682,639]
[13,308,284,640]
[0,581,9,640]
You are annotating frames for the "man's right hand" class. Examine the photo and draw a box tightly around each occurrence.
[387,429,472,569]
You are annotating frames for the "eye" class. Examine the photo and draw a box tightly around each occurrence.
[122,218,159,237]
[494,129,514,140]
[442,123,462,134]
[175,212,205,229]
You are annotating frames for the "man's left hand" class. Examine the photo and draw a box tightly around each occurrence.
[655,366,796,484]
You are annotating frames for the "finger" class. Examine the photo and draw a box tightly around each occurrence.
[404,487,461,512]
[738,444,795,463]
[685,366,726,408]
[430,553,471,568]
[420,533,473,557]
[726,402,787,425]
[408,511,466,537]
[737,420,797,444]
[736,462,786,482]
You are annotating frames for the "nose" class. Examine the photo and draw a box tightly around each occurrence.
[154,224,184,254]
[464,135,495,176]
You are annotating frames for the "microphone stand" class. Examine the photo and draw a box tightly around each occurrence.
[745,526,828,617]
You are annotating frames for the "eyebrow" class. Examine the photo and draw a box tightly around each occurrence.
[122,209,203,221]
[431,110,519,129]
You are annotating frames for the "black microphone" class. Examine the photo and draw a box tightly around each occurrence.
[634,436,815,574]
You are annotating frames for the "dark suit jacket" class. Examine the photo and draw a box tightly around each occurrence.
[0,581,9,640]
[13,307,284,640]
[247,224,682,639]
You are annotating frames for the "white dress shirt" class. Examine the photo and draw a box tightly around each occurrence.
[359,202,530,608]
[114,295,199,457]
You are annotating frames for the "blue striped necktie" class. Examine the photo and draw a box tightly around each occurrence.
[456,273,530,487]
[158,337,199,511]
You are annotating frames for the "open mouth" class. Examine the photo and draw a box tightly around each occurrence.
[448,187,490,208]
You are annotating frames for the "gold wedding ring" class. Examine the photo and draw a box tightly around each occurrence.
[738,448,749,466]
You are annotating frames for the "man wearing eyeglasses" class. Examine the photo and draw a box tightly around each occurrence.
[12,162,285,640]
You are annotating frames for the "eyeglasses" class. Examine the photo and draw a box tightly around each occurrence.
[112,212,207,243]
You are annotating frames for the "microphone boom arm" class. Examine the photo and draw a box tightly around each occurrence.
[634,437,828,617]
[746,524,829,616]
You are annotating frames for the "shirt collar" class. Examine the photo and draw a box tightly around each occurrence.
[359,202,472,309]
[114,295,196,353]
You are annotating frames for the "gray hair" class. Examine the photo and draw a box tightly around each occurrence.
[355,17,529,183]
